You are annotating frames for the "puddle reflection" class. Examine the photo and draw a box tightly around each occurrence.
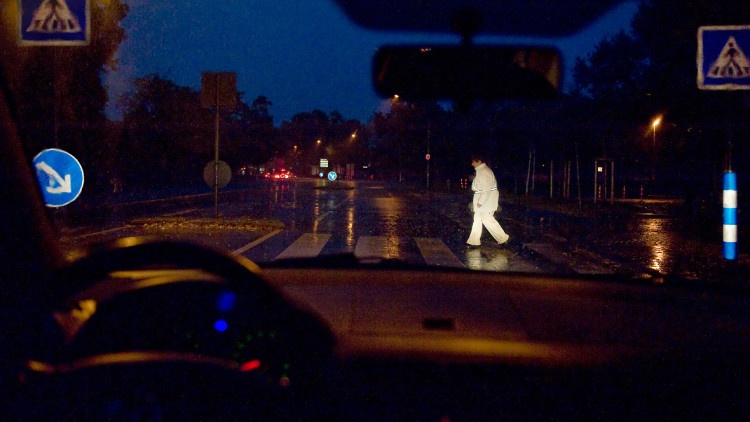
[465,248,510,271]
[638,218,673,273]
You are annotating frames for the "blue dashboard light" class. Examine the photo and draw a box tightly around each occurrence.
[214,320,228,332]
[217,291,237,311]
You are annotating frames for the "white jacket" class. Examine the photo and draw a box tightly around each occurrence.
[472,163,499,212]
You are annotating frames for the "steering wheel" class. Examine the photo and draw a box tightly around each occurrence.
[53,237,265,293]
[18,237,337,421]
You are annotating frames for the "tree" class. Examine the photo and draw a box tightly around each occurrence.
[118,74,210,185]
[0,0,129,195]
[224,95,278,170]
[119,76,280,185]
[572,0,750,196]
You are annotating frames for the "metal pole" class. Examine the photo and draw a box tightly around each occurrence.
[549,160,554,199]
[575,143,582,210]
[531,151,536,192]
[525,150,532,195]
[53,48,60,148]
[397,134,402,183]
[593,160,598,204]
[723,94,737,260]
[610,160,615,204]
[426,121,431,189]
[652,125,656,186]
[214,74,220,219]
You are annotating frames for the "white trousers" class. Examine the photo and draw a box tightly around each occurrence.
[466,211,509,245]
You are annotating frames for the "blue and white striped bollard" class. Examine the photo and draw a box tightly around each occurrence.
[723,172,738,260]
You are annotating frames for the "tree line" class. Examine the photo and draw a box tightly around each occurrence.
[6,0,750,203]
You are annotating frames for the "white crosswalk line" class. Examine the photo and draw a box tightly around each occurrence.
[414,237,465,268]
[270,233,512,271]
[232,229,282,256]
[354,236,399,261]
[355,236,387,260]
[276,233,331,260]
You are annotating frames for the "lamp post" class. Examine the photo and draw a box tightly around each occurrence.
[651,117,661,184]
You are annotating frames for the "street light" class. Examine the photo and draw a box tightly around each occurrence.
[652,117,661,147]
[651,116,661,184]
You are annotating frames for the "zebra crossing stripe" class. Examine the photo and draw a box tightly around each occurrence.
[272,233,465,268]
[354,236,395,261]
[232,229,282,256]
[414,237,465,268]
[276,233,332,260]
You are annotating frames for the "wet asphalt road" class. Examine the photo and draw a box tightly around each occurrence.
[61,178,747,281]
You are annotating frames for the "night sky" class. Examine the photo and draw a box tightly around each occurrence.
[105,0,638,125]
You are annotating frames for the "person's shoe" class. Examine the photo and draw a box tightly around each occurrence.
[465,243,481,250]
[497,236,511,247]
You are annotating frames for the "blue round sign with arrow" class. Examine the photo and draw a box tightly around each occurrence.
[328,171,337,181]
[32,148,85,207]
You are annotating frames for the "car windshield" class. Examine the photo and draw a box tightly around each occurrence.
[2,0,748,283]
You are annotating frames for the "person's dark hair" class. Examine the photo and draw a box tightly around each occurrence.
[471,154,490,166]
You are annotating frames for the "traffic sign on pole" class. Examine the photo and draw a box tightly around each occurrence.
[698,26,748,261]
[698,25,750,90]
[201,72,237,109]
[203,160,232,189]
[201,72,237,218]
[32,148,84,207]
[18,0,90,46]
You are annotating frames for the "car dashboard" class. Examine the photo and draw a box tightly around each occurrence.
[11,240,750,421]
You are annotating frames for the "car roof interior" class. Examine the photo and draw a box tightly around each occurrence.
[333,0,626,36]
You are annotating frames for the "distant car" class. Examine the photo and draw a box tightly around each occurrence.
[265,170,294,179]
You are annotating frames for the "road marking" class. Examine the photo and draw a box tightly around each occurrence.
[314,191,353,223]
[414,237,465,268]
[354,236,395,261]
[276,233,331,260]
[232,229,283,256]
[525,243,614,274]
[162,208,200,217]
[331,190,354,209]
[512,220,568,242]
[76,226,128,239]
[249,231,541,272]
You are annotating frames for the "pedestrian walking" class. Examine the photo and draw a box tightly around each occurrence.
[466,155,510,248]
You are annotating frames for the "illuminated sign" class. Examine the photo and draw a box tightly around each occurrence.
[698,25,750,90]
[18,0,90,46]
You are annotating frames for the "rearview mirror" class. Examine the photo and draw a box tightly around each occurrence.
[373,45,561,101]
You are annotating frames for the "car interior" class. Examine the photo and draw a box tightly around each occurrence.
[3,1,750,421]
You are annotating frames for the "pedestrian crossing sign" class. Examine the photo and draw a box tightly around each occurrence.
[698,25,750,90]
[18,0,90,46]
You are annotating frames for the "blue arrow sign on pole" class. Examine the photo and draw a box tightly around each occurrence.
[32,148,85,207]
[698,25,750,90]
[328,171,338,181]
